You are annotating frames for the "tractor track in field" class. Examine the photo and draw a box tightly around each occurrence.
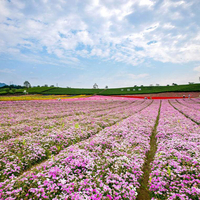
[136,100,161,200]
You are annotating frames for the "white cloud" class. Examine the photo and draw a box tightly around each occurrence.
[193,66,200,72]
[0,0,199,69]
[77,31,94,46]
[139,0,155,7]
[163,23,175,29]
[127,73,149,79]
[0,68,15,73]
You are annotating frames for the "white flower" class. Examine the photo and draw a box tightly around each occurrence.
[60,179,66,184]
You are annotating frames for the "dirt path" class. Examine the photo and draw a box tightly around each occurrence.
[136,100,161,200]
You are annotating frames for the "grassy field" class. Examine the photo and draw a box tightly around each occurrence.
[1,83,200,95]
[0,87,54,95]
[42,83,200,95]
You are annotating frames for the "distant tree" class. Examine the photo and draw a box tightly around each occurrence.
[188,82,194,85]
[141,85,144,87]
[37,85,40,87]
[5,88,9,93]
[167,84,169,86]
[105,86,108,89]
[24,81,31,88]
[50,85,54,87]
[93,83,98,89]
[172,83,177,86]
[44,84,48,87]
[11,88,16,93]
[156,84,159,86]
[134,85,137,87]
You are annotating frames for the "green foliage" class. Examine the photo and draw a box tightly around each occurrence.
[19,87,54,94]
[22,139,26,146]
[1,83,200,95]
[42,84,200,95]
[149,175,152,184]
[167,165,171,176]
[57,145,61,152]
[42,88,104,95]
[75,123,79,129]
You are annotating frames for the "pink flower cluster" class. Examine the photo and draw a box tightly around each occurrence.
[0,100,159,199]
[0,99,151,182]
[1,97,199,199]
[170,99,200,124]
[149,100,200,199]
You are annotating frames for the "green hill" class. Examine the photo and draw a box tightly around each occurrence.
[1,84,200,96]
[0,87,54,95]
[15,87,54,94]
[42,83,200,95]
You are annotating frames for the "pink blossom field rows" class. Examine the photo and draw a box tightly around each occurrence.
[176,99,200,113]
[191,98,200,103]
[0,99,159,199]
[0,98,200,199]
[169,99,200,124]
[0,99,151,181]
[150,100,200,200]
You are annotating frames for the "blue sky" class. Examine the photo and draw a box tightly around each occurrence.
[0,0,200,88]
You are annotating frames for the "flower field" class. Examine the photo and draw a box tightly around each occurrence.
[0,96,199,199]
[0,95,90,101]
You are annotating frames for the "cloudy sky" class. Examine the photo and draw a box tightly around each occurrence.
[0,0,200,88]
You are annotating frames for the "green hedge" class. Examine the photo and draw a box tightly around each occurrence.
[43,84,200,95]
[1,84,200,95]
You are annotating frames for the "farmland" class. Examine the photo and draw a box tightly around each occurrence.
[1,83,200,96]
[0,96,200,199]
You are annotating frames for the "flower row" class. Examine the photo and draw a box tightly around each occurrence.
[0,100,160,199]
[149,100,200,199]
[0,100,151,181]
[169,99,200,124]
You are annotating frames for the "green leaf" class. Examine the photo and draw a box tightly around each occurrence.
[149,175,152,184]
[75,123,79,129]
[57,145,61,151]
[22,139,26,146]
[167,165,171,176]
